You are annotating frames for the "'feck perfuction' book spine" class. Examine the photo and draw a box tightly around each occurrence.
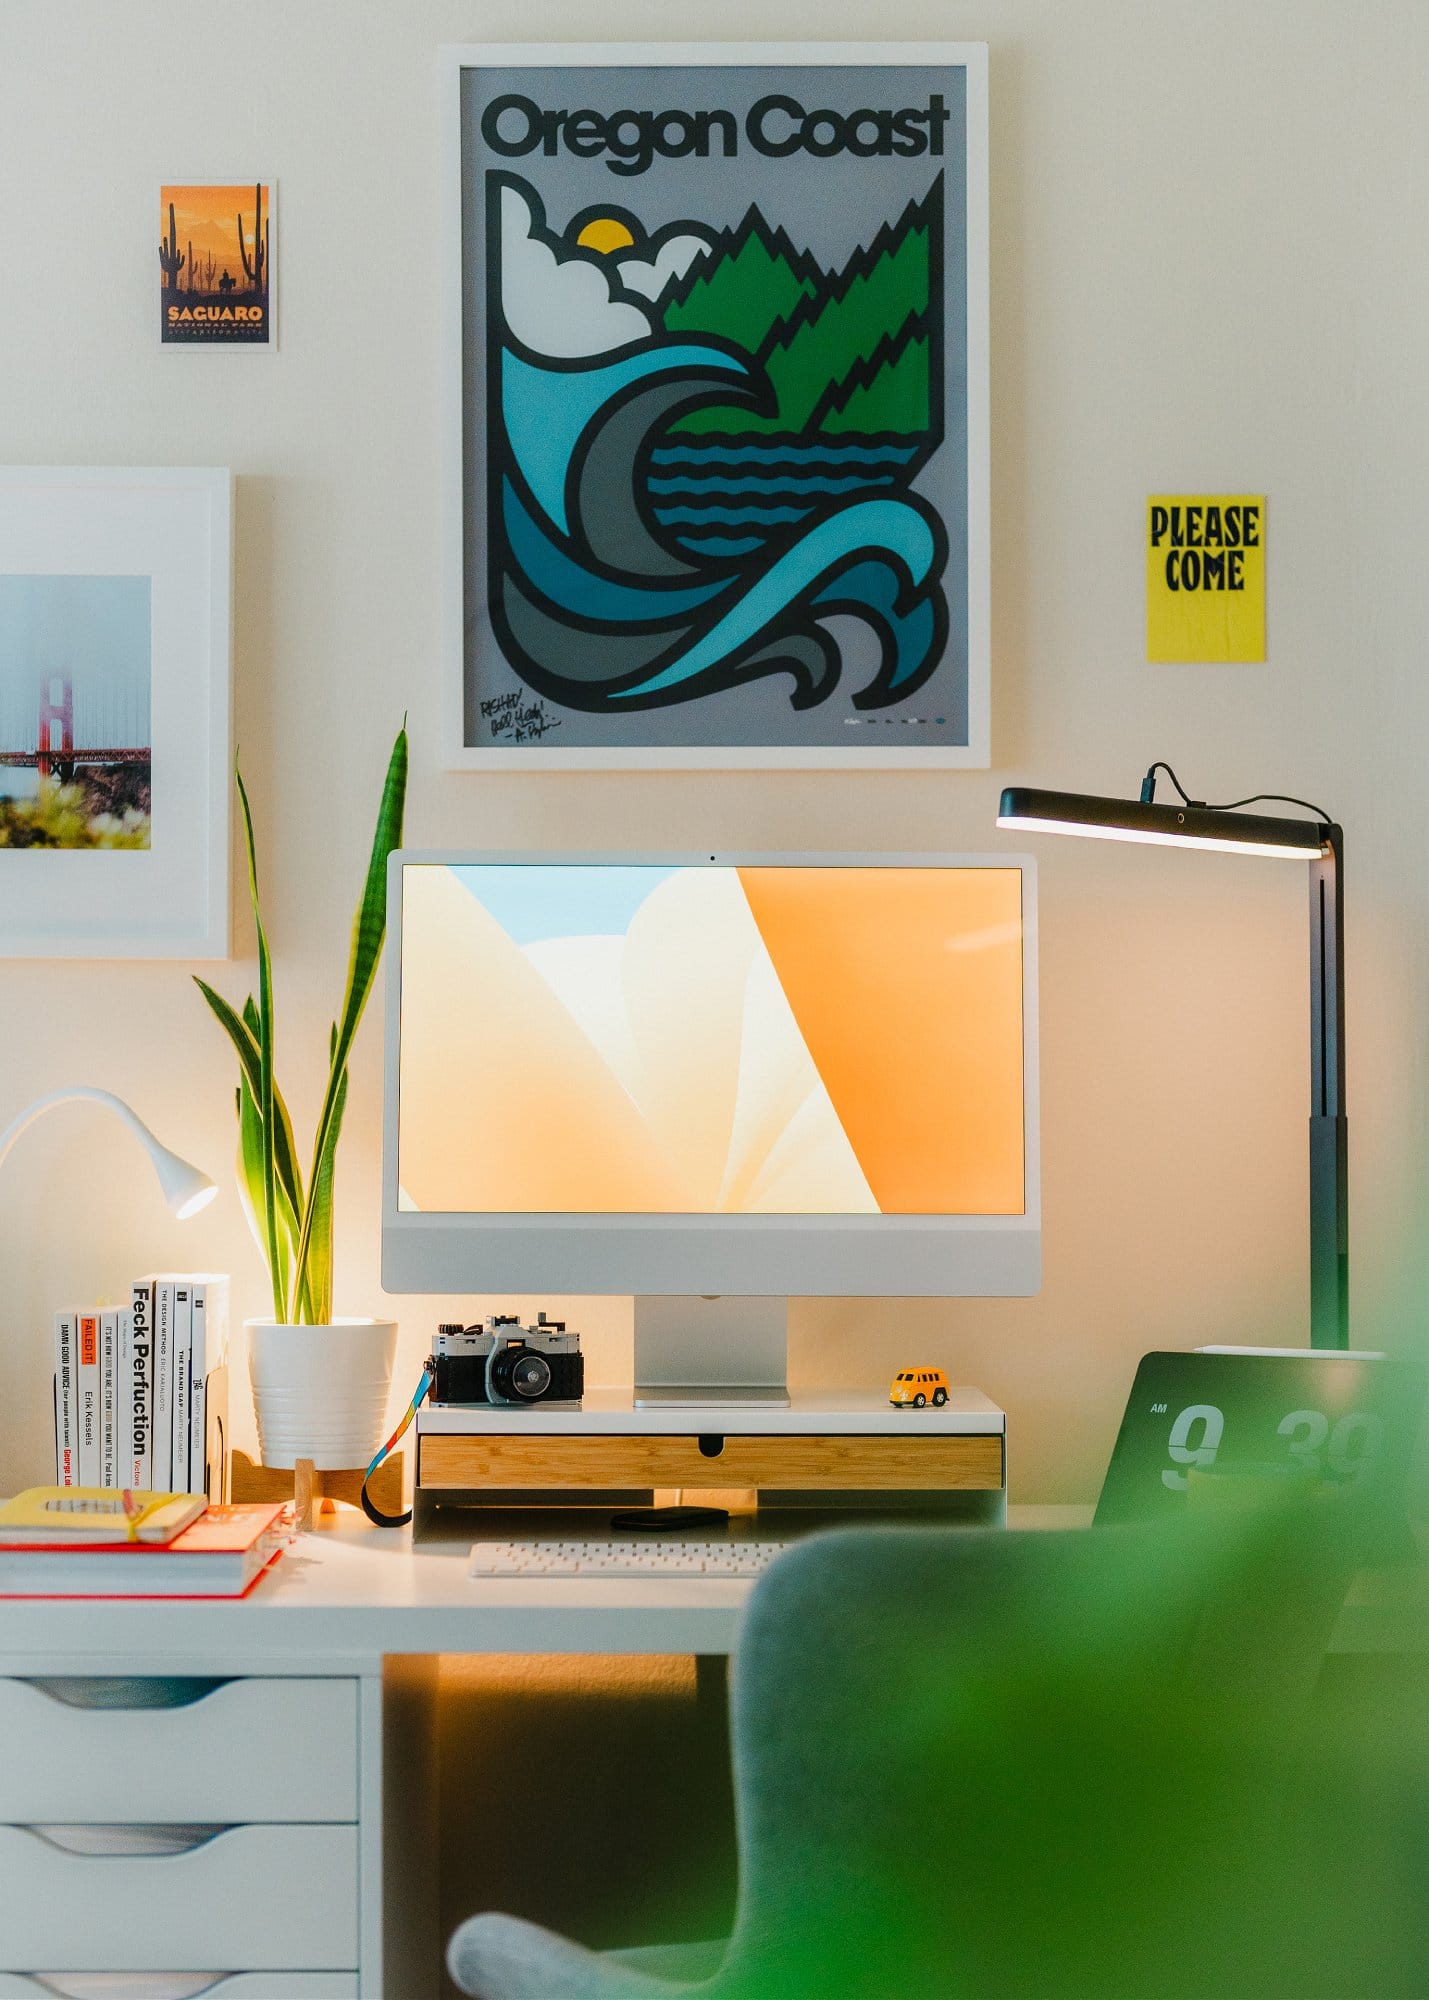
[129,1281,154,1490]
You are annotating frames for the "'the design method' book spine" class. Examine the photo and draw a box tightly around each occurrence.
[77,1313,100,1487]
[99,1308,119,1489]
[129,1280,154,1490]
[171,1283,193,1492]
[151,1280,174,1491]
[54,1309,76,1487]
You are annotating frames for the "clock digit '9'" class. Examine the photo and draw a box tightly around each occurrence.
[1162,1402,1225,1492]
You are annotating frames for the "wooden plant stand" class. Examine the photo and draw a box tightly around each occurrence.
[231,1448,405,1532]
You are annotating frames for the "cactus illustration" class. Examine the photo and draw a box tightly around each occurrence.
[159,201,186,291]
[237,182,267,297]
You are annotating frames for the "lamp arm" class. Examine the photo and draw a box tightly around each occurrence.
[0,1087,215,1220]
[0,1086,163,1173]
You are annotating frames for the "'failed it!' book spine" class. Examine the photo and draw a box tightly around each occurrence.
[77,1313,100,1487]
[129,1280,154,1490]
[54,1310,76,1487]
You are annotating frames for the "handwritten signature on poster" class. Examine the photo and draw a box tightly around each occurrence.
[480,690,565,745]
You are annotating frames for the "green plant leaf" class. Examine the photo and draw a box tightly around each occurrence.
[291,725,407,1312]
[237,1069,292,1308]
[304,1063,349,1326]
[193,978,306,1230]
[234,761,286,1322]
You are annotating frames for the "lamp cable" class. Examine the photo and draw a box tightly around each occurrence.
[1141,762,1331,824]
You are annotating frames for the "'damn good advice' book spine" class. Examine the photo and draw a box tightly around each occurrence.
[99,1308,120,1489]
[129,1280,154,1490]
[54,1309,77,1487]
[77,1313,101,1486]
[151,1280,174,1491]
[170,1282,194,1493]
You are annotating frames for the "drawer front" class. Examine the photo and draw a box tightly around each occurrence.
[0,1677,357,1823]
[0,1824,357,1971]
[421,1430,1004,1491]
[0,1979,357,1998]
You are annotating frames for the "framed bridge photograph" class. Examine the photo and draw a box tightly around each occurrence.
[442,43,990,769]
[0,467,231,957]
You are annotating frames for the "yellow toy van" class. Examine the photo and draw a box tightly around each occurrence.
[889,1367,949,1409]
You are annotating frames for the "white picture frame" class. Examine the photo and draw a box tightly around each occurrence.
[0,466,232,959]
[441,42,991,771]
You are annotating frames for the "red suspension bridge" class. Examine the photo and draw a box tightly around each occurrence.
[0,673,150,777]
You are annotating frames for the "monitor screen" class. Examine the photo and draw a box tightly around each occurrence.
[396,861,1026,1218]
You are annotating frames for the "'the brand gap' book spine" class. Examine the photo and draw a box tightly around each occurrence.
[151,1280,174,1491]
[189,1280,229,1499]
[99,1309,120,1489]
[77,1314,100,1486]
[129,1281,153,1490]
[53,1310,76,1487]
[171,1284,193,1492]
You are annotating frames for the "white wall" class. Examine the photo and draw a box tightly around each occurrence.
[2,0,1426,1502]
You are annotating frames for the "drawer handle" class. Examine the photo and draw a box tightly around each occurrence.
[23,1977,228,1999]
[28,1823,227,1857]
[697,1435,726,1458]
[25,1676,230,1712]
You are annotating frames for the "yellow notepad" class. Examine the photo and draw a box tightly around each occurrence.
[0,1487,206,1545]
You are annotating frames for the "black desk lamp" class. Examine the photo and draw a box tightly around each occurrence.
[997,764,1347,1350]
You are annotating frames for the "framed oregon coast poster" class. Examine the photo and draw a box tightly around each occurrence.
[442,43,990,769]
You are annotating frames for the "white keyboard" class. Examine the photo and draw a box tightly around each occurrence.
[469,1538,796,1579]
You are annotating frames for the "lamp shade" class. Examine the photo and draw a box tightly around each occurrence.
[996,787,1330,862]
[0,1087,217,1220]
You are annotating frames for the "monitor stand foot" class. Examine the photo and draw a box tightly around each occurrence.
[632,1296,792,1410]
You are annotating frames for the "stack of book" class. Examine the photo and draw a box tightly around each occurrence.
[0,1487,287,1599]
[53,1275,229,1499]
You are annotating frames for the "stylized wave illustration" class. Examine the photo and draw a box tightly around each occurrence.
[487,175,949,716]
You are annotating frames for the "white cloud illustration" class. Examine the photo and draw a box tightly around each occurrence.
[501,185,653,359]
[615,232,713,303]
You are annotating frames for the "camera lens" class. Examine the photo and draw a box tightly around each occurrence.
[488,1343,552,1402]
[509,1352,551,1400]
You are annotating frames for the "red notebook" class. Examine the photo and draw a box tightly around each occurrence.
[0,1503,289,1598]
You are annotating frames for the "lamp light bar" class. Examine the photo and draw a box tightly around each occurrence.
[996,788,1329,862]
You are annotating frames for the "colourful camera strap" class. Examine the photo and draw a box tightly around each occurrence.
[360,1367,432,1528]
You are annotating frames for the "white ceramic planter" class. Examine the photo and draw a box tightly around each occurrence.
[246,1318,397,1470]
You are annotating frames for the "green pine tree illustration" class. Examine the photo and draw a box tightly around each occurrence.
[820,327,931,435]
[662,216,818,356]
[663,197,933,438]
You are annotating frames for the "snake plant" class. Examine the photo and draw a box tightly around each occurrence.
[194,726,408,1324]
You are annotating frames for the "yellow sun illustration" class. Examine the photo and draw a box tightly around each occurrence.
[576,217,637,254]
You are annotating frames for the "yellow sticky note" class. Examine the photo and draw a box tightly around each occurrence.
[1146,495,1265,663]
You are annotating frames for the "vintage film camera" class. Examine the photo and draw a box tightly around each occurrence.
[428,1313,584,1408]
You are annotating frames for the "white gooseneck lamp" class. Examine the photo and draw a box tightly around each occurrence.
[0,1087,218,1220]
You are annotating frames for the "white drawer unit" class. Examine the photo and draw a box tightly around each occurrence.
[0,1824,359,1971]
[0,1677,358,1824]
[0,1979,358,1998]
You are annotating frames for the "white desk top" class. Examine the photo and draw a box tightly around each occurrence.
[0,1515,751,1677]
[0,1505,1418,1678]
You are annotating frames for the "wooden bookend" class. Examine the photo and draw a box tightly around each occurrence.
[231,1448,404,1530]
